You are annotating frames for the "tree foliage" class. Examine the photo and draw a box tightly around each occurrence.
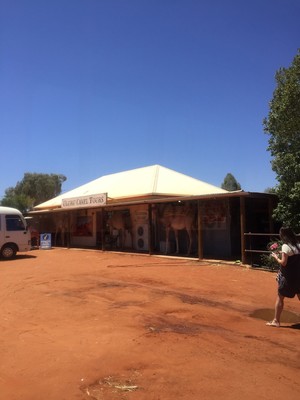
[264,187,277,194]
[263,49,300,230]
[221,173,241,191]
[1,173,66,213]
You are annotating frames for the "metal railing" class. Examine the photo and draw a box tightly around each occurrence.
[244,232,280,266]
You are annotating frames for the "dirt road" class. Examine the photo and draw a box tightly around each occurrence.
[1,249,299,400]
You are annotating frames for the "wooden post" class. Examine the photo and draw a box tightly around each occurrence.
[197,200,203,260]
[268,197,274,233]
[101,209,105,251]
[67,212,71,248]
[240,197,246,264]
[148,204,153,255]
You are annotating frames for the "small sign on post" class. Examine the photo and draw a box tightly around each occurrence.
[40,233,52,249]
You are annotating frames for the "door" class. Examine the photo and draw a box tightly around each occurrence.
[0,214,4,246]
[5,213,29,251]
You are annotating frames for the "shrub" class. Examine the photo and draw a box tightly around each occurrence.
[260,240,282,271]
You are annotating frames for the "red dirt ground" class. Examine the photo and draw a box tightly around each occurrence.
[1,248,299,400]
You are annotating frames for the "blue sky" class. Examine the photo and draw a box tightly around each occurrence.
[0,0,299,199]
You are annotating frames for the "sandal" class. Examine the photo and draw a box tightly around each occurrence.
[266,320,280,327]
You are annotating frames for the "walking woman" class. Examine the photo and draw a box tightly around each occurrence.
[266,227,300,327]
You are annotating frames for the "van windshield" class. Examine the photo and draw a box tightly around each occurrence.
[6,215,26,231]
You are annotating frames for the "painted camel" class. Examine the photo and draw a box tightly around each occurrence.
[106,211,133,249]
[159,203,196,255]
[54,213,69,247]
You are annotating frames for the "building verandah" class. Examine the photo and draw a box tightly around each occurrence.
[29,192,277,264]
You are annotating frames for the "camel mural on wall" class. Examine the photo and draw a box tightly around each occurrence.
[158,203,196,255]
[105,210,133,249]
[54,213,69,247]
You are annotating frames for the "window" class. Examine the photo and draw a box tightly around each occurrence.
[6,215,26,231]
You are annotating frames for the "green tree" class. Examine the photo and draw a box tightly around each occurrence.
[263,50,300,230]
[1,173,66,213]
[1,187,33,212]
[221,173,241,191]
[264,187,277,194]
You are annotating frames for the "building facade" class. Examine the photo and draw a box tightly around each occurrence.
[29,165,278,264]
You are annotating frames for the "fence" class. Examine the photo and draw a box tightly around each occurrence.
[244,232,280,267]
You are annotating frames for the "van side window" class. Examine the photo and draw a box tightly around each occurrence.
[6,215,26,231]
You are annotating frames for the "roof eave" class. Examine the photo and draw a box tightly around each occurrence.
[29,190,276,215]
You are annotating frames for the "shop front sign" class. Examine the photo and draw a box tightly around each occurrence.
[61,193,107,209]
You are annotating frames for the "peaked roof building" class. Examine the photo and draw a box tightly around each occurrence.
[30,165,278,265]
[34,164,228,211]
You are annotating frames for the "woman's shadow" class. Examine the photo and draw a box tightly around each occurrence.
[284,323,300,330]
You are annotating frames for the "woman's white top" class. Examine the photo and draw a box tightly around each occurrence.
[282,244,300,256]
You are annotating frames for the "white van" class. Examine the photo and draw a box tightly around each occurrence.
[0,206,31,259]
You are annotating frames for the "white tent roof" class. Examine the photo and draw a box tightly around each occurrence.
[34,165,228,210]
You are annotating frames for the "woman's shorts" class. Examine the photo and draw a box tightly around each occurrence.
[277,272,300,298]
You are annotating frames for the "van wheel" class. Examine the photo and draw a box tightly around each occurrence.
[1,245,17,259]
